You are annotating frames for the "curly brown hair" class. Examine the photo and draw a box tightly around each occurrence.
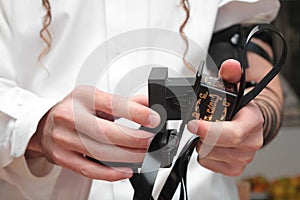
[39,0,52,63]
[179,0,194,71]
[39,0,192,70]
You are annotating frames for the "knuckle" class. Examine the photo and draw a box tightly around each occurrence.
[132,106,149,125]
[76,165,126,181]
[128,106,138,121]
[50,129,65,144]
[52,105,71,124]
[78,166,91,177]
[245,157,254,165]
[257,139,264,149]
[102,94,113,113]
[231,129,243,146]
[202,124,211,136]
[230,167,245,177]
[224,164,245,177]
[247,133,264,151]
[50,151,64,165]
[72,86,84,99]
[98,122,118,144]
[131,136,148,148]
[73,85,90,94]
[102,173,118,181]
[98,123,109,139]
[50,129,60,141]
[101,172,120,181]
[250,140,263,150]
[238,155,253,166]
[244,156,254,165]
[198,124,208,137]
[72,85,94,105]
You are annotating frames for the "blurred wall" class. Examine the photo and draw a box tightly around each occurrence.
[241,126,300,180]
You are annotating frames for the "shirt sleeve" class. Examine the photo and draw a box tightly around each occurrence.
[215,0,281,31]
[0,1,59,167]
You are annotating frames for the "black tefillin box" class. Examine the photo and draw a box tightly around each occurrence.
[148,66,238,168]
[148,67,238,122]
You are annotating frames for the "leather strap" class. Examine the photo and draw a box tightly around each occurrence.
[157,137,199,200]
[247,41,273,64]
[131,66,204,200]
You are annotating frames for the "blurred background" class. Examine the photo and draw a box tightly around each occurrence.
[239,1,300,199]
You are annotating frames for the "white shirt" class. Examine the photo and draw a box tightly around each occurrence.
[0,0,280,199]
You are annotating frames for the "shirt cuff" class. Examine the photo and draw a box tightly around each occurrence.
[10,96,60,158]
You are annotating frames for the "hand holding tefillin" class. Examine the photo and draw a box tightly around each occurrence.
[146,64,238,168]
[132,24,287,200]
[131,62,241,200]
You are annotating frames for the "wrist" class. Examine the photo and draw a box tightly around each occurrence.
[26,113,48,158]
[26,133,43,158]
[253,87,283,147]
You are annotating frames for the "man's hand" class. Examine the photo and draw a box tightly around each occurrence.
[187,59,264,176]
[27,85,160,181]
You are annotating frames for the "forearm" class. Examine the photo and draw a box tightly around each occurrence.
[246,38,284,146]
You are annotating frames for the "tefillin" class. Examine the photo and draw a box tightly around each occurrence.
[147,61,239,168]
[148,64,238,123]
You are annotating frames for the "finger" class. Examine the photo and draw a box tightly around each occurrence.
[187,103,262,147]
[74,113,153,149]
[187,120,226,147]
[94,91,160,128]
[130,94,149,106]
[52,102,141,148]
[87,144,146,164]
[238,127,263,151]
[219,59,242,83]
[196,142,255,167]
[53,127,147,163]
[189,119,243,147]
[71,86,160,128]
[197,156,245,177]
[49,147,133,181]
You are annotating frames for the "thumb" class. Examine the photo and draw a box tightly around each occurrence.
[219,59,242,84]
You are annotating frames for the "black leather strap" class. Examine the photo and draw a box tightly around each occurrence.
[131,67,204,200]
[209,24,275,69]
[157,137,199,200]
[131,132,164,200]
[247,41,273,64]
[234,24,287,114]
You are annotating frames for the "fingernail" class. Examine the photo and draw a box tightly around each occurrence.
[149,111,161,128]
[187,120,199,133]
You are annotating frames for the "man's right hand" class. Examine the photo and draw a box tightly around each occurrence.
[26,85,160,181]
